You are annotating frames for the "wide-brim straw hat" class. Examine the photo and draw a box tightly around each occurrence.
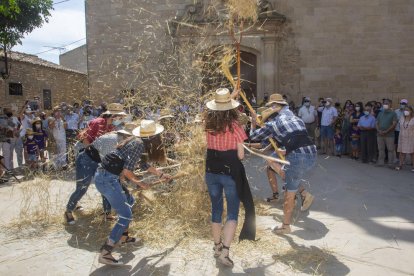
[102,103,127,116]
[206,88,240,111]
[261,108,278,122]
[31,117,42,124]
[266,93,288,106]
[117,122,139,136]
[132,119,164,137]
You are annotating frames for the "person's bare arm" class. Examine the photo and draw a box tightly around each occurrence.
[237,143,245,160]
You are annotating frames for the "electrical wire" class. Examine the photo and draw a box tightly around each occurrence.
[33,38,86,55]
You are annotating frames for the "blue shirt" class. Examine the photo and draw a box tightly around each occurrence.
[250,106,316,154]
[358,114,376,129]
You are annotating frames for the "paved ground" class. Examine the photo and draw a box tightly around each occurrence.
[0,154,413,275]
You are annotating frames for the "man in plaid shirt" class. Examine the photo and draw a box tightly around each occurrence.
[250,94,317,235]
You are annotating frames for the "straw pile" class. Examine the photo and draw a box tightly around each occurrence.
[226,0,258,21]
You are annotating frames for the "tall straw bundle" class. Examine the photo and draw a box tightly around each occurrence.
[226,0,258,21]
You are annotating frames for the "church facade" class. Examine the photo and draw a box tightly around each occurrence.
[85,0,414,105]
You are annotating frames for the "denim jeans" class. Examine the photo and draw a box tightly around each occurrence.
[205,172,240,223]
[66,150,111,212]
[95,168,135,244]
[335,144,343,155]
[285,151,317,192]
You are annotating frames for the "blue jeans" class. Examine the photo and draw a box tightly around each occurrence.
[335,144,343,155]
[205,173,240,223]
[285,152,317,192]
[321,126,334,139]
[95,168,135,244]
[66,150,111,212]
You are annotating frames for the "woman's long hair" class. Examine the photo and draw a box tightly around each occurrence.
[204,108,239,135]
[141,134,166,164]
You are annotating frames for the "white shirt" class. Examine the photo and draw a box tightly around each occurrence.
[298,105,317,124]
[321,106,338,126]
[64,113,79,130]
[52,118,66,140]
[20,114,34,137]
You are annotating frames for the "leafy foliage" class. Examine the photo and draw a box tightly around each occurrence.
[0,0,53,49]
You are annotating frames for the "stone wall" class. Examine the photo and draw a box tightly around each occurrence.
[0,60,87,112]
[274,0,414,104]
[86,0,414,106]
[59,45,88,74]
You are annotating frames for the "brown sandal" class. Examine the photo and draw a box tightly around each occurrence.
[272,223,291,235]
[217,245,234,267]
[98,243,124,266]
[213,241,223,258]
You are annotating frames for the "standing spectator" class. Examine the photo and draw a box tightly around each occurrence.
[376,99,397,166]
[5,109,23,169]
[316,97,325,149]
[341,103,354,156]
[358,104,377,163]
[79,108,95,129]
[394,99,408,162]
[395,106,414,172]
[333,128,343,157]
[24,128,39,170]
[298,97,318,142]
[64,106,80,143]
[350,124,361,160]
[320,98,338,155]
[32,117,48,162]
[20,105,35,138]
[351,102,364,126]
[49,106,67,170]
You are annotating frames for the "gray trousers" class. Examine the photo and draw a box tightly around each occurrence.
[377,135,395,165]
[305,122,316,142]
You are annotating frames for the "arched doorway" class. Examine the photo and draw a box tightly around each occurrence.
[201,49,257,104]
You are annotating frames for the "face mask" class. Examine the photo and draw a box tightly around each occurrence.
[404,111,411,116]
[400,104,406,109]
[364,111,370,116]
[35,124,41,128]
[325,102,330,107]
[355,106,361,111]
[304,102,310,107]
[383,105,389,110]
[28,135,34,139]
[112,119,122,126]
[62,107,67,110]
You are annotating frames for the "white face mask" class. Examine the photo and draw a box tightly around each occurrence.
[304,102,310,107]
[355,106,361,111]
[364,111,370,116]
[404,111,411,116]
[28,135,34,139]
[325,102,331,107]
[383,105,389,110]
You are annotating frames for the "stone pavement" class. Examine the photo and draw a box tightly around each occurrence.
[0,155,413,275]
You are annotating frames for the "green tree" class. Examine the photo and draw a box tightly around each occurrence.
[0,0,53,77]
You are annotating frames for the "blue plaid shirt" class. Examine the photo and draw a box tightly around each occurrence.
[114,138,150,171]
[250,106,317,154]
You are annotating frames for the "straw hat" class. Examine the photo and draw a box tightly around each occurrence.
[238,113,250,125]
[266,93,288,106]
[117,122,138,136]
[158,108,175,120]
[256,107,267,115]
[132,120,164,137]
[206,88,240,111]
[102,103,127,116]
[261,108,278,122]
[31,117,42,124]
[194,114,203,123]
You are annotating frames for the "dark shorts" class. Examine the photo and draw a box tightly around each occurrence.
[394,131,399,145]
[320,126,334,139]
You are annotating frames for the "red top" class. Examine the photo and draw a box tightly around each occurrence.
[207,122,247,151]
[84,117,114,144]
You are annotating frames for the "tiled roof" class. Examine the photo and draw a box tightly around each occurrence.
[1,50,86,75]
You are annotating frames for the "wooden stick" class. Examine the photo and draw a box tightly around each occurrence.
[243,144,290,165]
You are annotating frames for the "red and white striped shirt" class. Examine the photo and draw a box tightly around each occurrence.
[207,122,247,151]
